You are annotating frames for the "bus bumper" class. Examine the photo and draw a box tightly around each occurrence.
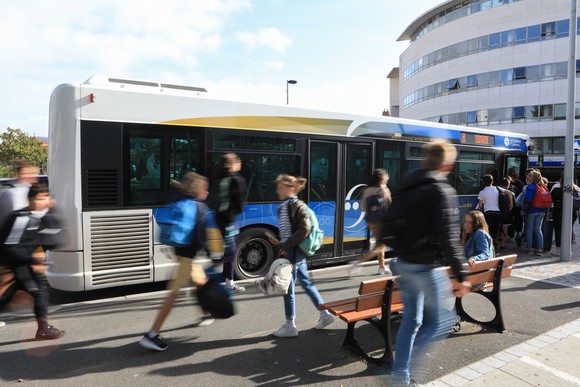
[46,251,85,291]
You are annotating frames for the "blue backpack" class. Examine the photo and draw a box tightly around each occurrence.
[154,199,197,246]
[300,204,324,256]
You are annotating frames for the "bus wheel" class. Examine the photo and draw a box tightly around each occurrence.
[235,228,275,279]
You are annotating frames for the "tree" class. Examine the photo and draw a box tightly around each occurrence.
[0,127,48,176]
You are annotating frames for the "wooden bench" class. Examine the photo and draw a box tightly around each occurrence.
[320,254,517,367]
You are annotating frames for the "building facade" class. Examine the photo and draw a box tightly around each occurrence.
[392,0,579,176]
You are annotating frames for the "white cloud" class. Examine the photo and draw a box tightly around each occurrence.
[266,60,284,70]
[235,27,292,53]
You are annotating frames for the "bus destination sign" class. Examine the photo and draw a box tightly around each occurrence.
[460,132,494,147]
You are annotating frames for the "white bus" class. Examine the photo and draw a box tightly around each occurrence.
[46,76,529,291]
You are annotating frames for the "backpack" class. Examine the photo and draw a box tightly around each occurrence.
[531,184,553,209]
[298,202,324,256]
[573,189,580,211]
[365,187,387,223]
[196,277,235,318]
[255,258,293,295]
[496,187,511,220]
[154,198,198,246]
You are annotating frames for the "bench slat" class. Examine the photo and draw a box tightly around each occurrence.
[319,297,359,311]
[355,289,402,311]
[326,302,356,316]
[358,277,393,295]
[340,303,404,323]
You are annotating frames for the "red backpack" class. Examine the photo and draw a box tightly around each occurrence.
[531,184,553,209]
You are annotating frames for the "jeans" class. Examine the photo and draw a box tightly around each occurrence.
[526,211,544,250]
[283,248,324,320]
[392,259,456,384]
[484,211,502,250]
[220,225,238,280]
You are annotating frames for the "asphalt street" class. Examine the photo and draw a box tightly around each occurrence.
[1,256,580,386]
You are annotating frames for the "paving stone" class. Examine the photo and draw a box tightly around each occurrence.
[493,351,519,363]
[439,373,469,387]
[481,356,506,369]
[535,334,560,344]
[526,338,550,349]
[454,367,483,381]
[467,362,495,375]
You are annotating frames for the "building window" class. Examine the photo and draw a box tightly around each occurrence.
[488,71,500,85]
[541,22,556,39]
[446,79,459,90]
[500,107,512,123]
[500,30,514,47]
[466,111,477,124]
[555,62,568,78]
[513,67,526,80]
[488,108,500,124]
[514,27,527,44]
[527,25,541,42]
[512,106,525,122]
[541,63,555,79]
[576,102,580,119]
[576,59,580,73]
[540,104,553,120]
[500,69,513,84]
[467,74,478,88]
[553,137,565,154]
[556,19,570,37]
[525,105,539,121]
[477,109,489,125]
[554,103,566,120]
[527,65,540,80]
[489,32,501,49]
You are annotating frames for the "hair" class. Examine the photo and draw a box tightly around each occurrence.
[508,167,519,180]
[528,170,544,186]
[461,210,489,246]
[221,153,241,168]
[482,174,493,187]
[370,169,389,187]
[15,160,36,174]
[499,177,511,188]
[421,140,457,171]
[28,182,49,199]
[171,172,208,197]
[276,174,307,194]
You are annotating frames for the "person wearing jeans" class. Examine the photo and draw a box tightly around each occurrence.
[524,170,546,256]
[269,174,334,338]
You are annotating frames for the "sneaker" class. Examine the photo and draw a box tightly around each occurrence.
[35,325,65,340]
[315,314,336,329]
[225,284,246,292]
[139,333,168,351]
[273,325,298,338]
[378,267,392,276]
[0,321,5,327]
[194,315,215,327]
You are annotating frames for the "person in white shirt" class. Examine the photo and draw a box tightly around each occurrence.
[476,174,502,251]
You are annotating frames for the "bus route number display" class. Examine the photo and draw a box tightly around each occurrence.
[460,132,494,147]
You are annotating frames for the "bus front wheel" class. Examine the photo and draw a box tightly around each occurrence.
[234,227,275,279]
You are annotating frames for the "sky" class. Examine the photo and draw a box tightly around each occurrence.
[0,0,444,137]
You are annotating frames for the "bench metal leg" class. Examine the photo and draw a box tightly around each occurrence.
[455,260,507,333]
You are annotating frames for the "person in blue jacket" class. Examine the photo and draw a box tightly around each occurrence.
[462,210,494,267]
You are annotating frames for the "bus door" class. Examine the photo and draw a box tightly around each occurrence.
[504,154,528,180]
[308,141,371,259]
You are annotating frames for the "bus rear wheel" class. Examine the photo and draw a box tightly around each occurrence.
[235,227,275,279]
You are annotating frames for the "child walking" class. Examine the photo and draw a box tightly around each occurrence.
[269,174,334,337]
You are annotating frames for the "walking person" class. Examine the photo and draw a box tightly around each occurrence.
[0,183,65,340]
[498,178,514,250]
[391,141,470,386]
[269,174,334,338]
[550,175,579,256]
[139,173,212,352]
[214,153,247,292]
[351,168,392,275]
[508,167,525,242]
[0,160,39,329]
[476,174,503,251]
[524,170,549,256]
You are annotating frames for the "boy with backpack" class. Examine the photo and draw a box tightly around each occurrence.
[139,172,212,352]
[350,169,392,276]
[268,174,334,337]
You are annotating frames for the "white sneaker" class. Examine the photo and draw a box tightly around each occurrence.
[315,314,335,329]
[0,321,5,327]
[225,284,246,292]
[195,315,215,327]
[273,325,298,338]
[378,267,392,276]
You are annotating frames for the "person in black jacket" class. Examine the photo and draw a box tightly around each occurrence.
[0,183,65,340]
[391,141,470,386]
[214,153,247,292]
[550,175,579,256]
[139,172,211,352]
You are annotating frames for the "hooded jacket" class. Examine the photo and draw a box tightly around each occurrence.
[396,168,466,282]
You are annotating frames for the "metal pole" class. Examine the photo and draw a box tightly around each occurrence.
[561,0,577,262]
[286,81,289,105]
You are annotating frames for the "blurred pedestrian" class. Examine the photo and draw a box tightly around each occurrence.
[476,174,502,251]
[139,172,211,352]
[0,160,38,225]
[498,178,514,250]
[550,174,579,256]
[351,168,392,276]
[391,141,470,386]
[268,174,334,338]
[0,183,65,340]
[214,153,247,292]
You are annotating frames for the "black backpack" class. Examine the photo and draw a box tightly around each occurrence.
[497,187,511,220]
[365,188,386,223]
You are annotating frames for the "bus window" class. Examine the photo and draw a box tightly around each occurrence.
[377,142,402,191]
[170,133,201,180]
[310,143,338,202]
[452,162,495,195]
[130,137,162,189]
[208,152,300,203]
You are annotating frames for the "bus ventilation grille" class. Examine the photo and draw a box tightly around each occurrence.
[88,212,152,286]
[87,169,118,207]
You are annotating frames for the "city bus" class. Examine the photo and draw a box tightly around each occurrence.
[46,76,529,291]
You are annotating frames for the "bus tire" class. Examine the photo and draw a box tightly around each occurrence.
[234,227,276,279]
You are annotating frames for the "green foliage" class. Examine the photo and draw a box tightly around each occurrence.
[0,164,15,178]
[0,128,47,173]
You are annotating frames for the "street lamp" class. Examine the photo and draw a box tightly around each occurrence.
[286,79,297,105]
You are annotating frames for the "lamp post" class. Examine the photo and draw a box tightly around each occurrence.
[286,80,297,105]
